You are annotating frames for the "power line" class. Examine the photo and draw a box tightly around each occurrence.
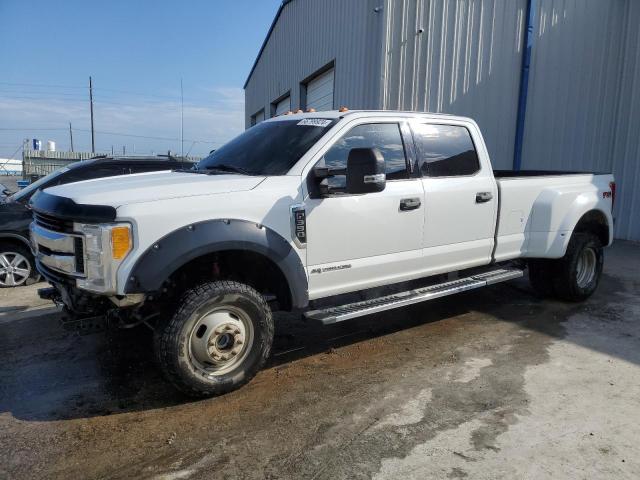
[0,81,84,89]
[0,95,86,103]
[0,81,181,100]
[0,126,216,143]
[73,128,216,144]
[94,87,180,100]
[0,127,68,131]
[0,89,87,97]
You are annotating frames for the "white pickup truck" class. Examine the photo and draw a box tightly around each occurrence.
[30,110,615,396]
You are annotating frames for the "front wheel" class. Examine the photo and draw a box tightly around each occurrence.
[553,233,603,302]
[0,242,39,288]
[154,280,274,397]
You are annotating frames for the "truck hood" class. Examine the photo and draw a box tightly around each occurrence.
[43,171,266,208]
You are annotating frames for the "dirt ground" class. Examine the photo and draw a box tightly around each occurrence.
[1,242,639,479]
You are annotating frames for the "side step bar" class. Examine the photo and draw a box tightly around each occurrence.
[304,268,524,325]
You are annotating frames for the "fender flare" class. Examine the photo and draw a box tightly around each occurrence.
[529,187,613,257]
[0,233,32,249]
[561,207,613,252]
[124,219,308,309]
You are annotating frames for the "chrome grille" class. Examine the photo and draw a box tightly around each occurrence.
[30,220,84,278]
[34,212,74,234]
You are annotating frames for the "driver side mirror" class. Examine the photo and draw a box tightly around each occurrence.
[346,147,386,194]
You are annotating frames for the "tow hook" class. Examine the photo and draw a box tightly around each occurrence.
[37,287,60,302]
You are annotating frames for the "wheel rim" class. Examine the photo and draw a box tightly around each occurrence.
[0,252,31,287]
[188,306,254,376]
[576,247,597,288]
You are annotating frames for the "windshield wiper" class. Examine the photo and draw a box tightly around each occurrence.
[204,164,254,175]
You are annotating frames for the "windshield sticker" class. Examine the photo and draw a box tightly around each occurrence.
[297,119,332,127]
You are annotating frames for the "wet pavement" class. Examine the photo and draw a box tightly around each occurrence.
[1,242,639,479]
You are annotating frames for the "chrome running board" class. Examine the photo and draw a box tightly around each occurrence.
[304,268,523,325]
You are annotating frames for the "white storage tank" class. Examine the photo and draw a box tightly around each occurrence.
[47,140,56,151]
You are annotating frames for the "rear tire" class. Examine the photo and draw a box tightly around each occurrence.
[553,233,603,302]
[0,242,39,288]
[154,280,274,397]
[528,259,557,298]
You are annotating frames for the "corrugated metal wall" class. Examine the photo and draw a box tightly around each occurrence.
[521,0,627,172]
[522,0,640,240]
[245,0,640,240]
[610,0,640,241]
[244,0,384,127]
[380,0,526,169]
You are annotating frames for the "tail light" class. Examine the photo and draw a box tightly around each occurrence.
[609,181,616,210]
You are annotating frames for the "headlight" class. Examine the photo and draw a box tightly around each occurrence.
[74,222,132,294]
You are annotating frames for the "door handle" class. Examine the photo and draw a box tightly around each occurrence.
[475,192,493,203]
[400,197,421,211]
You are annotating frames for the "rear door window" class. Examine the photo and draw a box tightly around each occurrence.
[412,124,480,177]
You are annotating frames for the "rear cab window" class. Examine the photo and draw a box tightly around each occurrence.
[411,123,480,177]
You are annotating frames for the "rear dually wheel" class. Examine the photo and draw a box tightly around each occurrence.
[553,233,603,301]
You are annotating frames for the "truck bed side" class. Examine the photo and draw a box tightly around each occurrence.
[494,173,614,261]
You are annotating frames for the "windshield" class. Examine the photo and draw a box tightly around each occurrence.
[8,166,70,202]
[197,119,336,175]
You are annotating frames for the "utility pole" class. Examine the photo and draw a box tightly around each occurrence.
[69,122,74,152]
[180,78,184,158]
[122,145,126,155]
[89,76,95,153]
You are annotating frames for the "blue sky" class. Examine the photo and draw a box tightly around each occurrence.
[0,0,281,158]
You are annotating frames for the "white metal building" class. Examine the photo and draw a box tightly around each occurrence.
[244,0,640,241]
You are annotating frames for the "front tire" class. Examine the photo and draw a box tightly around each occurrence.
[155,280,274,397]
[553,233,603,302]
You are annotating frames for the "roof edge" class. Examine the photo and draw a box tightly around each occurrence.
[243,0,293,89]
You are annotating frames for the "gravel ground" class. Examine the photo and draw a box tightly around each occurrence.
[0,241,639,479]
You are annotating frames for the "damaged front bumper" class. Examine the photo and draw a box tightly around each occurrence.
[38,282,148,334]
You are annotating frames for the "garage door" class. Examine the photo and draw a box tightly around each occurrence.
[251,109,265,126]
[274,96,291,116]
[306,68,334,111]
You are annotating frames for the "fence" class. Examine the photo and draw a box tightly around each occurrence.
[0,158,23,176]
[22,150,105,178]
[21,150,202,179]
